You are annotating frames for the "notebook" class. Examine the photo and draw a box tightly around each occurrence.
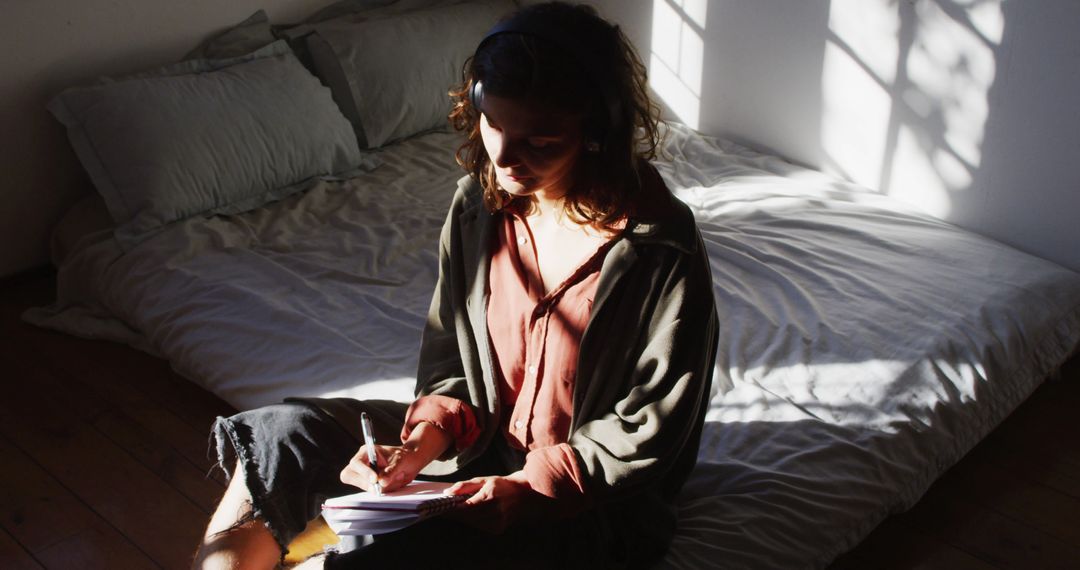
[321,480,466,535]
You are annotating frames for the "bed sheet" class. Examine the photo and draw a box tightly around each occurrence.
[654,127,1080,567]
[25,123,1080,568]
[27,131,463,406]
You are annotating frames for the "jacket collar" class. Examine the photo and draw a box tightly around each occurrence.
[457,178,494,315]
[623,193,699,256]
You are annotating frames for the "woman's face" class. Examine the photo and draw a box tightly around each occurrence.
[478,93,585,202]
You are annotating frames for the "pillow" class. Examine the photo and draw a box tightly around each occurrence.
[183,9,276,60]
[300,0,450,25]
[305,0,514,148]
[48,41,365,248]
[280,1,462,76]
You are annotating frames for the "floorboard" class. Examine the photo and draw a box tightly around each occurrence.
[829,516,998,570]
[0,351,209,569]
[5,327,229,500]
[0,527,43,570]
[0,435,156,569]
[901,491,1080,570]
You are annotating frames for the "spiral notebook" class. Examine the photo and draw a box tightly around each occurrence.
[321,480,466,535]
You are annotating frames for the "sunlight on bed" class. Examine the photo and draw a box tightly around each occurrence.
[820,0,1004,219]
[649,0,706,129]
[709,356,990,434]
[319,378,416,403]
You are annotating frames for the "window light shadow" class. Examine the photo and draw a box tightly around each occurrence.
[649,0,706,129]
[820,0,1004,219]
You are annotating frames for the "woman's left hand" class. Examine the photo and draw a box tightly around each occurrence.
[444,471,548,534]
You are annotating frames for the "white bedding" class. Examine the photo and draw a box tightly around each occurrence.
[26,123,1080,568]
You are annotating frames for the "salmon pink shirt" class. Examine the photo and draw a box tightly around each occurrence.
[401,208,619,501]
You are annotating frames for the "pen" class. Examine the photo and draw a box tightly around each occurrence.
[360,412,382,496]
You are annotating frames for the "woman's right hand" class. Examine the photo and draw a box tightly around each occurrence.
[339,443,426,493]
[339,421,453,493]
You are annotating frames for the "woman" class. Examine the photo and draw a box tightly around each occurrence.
[193,2,718,568]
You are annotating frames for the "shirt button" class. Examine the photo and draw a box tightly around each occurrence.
[517,236,528,245]
[527,365,537,376]
[514,420,524,429]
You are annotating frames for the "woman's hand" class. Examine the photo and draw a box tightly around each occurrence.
[444,471,550,534]
[339,443,418,493]
[339,422,452,493]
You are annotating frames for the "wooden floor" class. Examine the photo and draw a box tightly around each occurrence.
[1,267,1077,569]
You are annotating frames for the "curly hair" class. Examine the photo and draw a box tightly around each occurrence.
[448,1,663,229]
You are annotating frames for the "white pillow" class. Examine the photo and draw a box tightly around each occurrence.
[49,41,366,248]
[182,9,277,60]
[305,0,515,148]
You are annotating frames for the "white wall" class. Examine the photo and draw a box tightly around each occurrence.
[588,0,1080,273]
[0,0,327,278]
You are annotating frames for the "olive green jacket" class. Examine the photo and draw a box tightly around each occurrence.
[418,175,719,558]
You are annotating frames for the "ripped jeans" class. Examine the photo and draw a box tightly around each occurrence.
[210,398,610,568]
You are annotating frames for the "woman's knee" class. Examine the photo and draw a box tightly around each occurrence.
[194,464,282,570]
[208,402,359,550]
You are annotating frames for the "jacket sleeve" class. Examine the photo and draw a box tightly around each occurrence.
[410,179,491,470]
[413,190,470,400]
[400,394,480,450]
[568,232,718,503]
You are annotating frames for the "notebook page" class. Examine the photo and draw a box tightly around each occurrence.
[323,480,458,510]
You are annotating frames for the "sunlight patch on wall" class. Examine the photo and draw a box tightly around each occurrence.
[908,5,1001,164]
[821,0,1003,219]
[821,40,895,188]
[820,1,898,185]
[827,0,901,83]
[649,0,706,129]
[892,125,955,216]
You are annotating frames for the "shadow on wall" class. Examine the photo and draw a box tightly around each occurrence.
[816,0,1001,222]
[641,0,1080,272]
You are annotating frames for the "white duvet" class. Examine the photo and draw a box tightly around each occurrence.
[26,123,1080,568]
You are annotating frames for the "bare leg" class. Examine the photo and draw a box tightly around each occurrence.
[192,464,283,570]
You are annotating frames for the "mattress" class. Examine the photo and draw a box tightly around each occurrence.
[25,123,1080,568]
